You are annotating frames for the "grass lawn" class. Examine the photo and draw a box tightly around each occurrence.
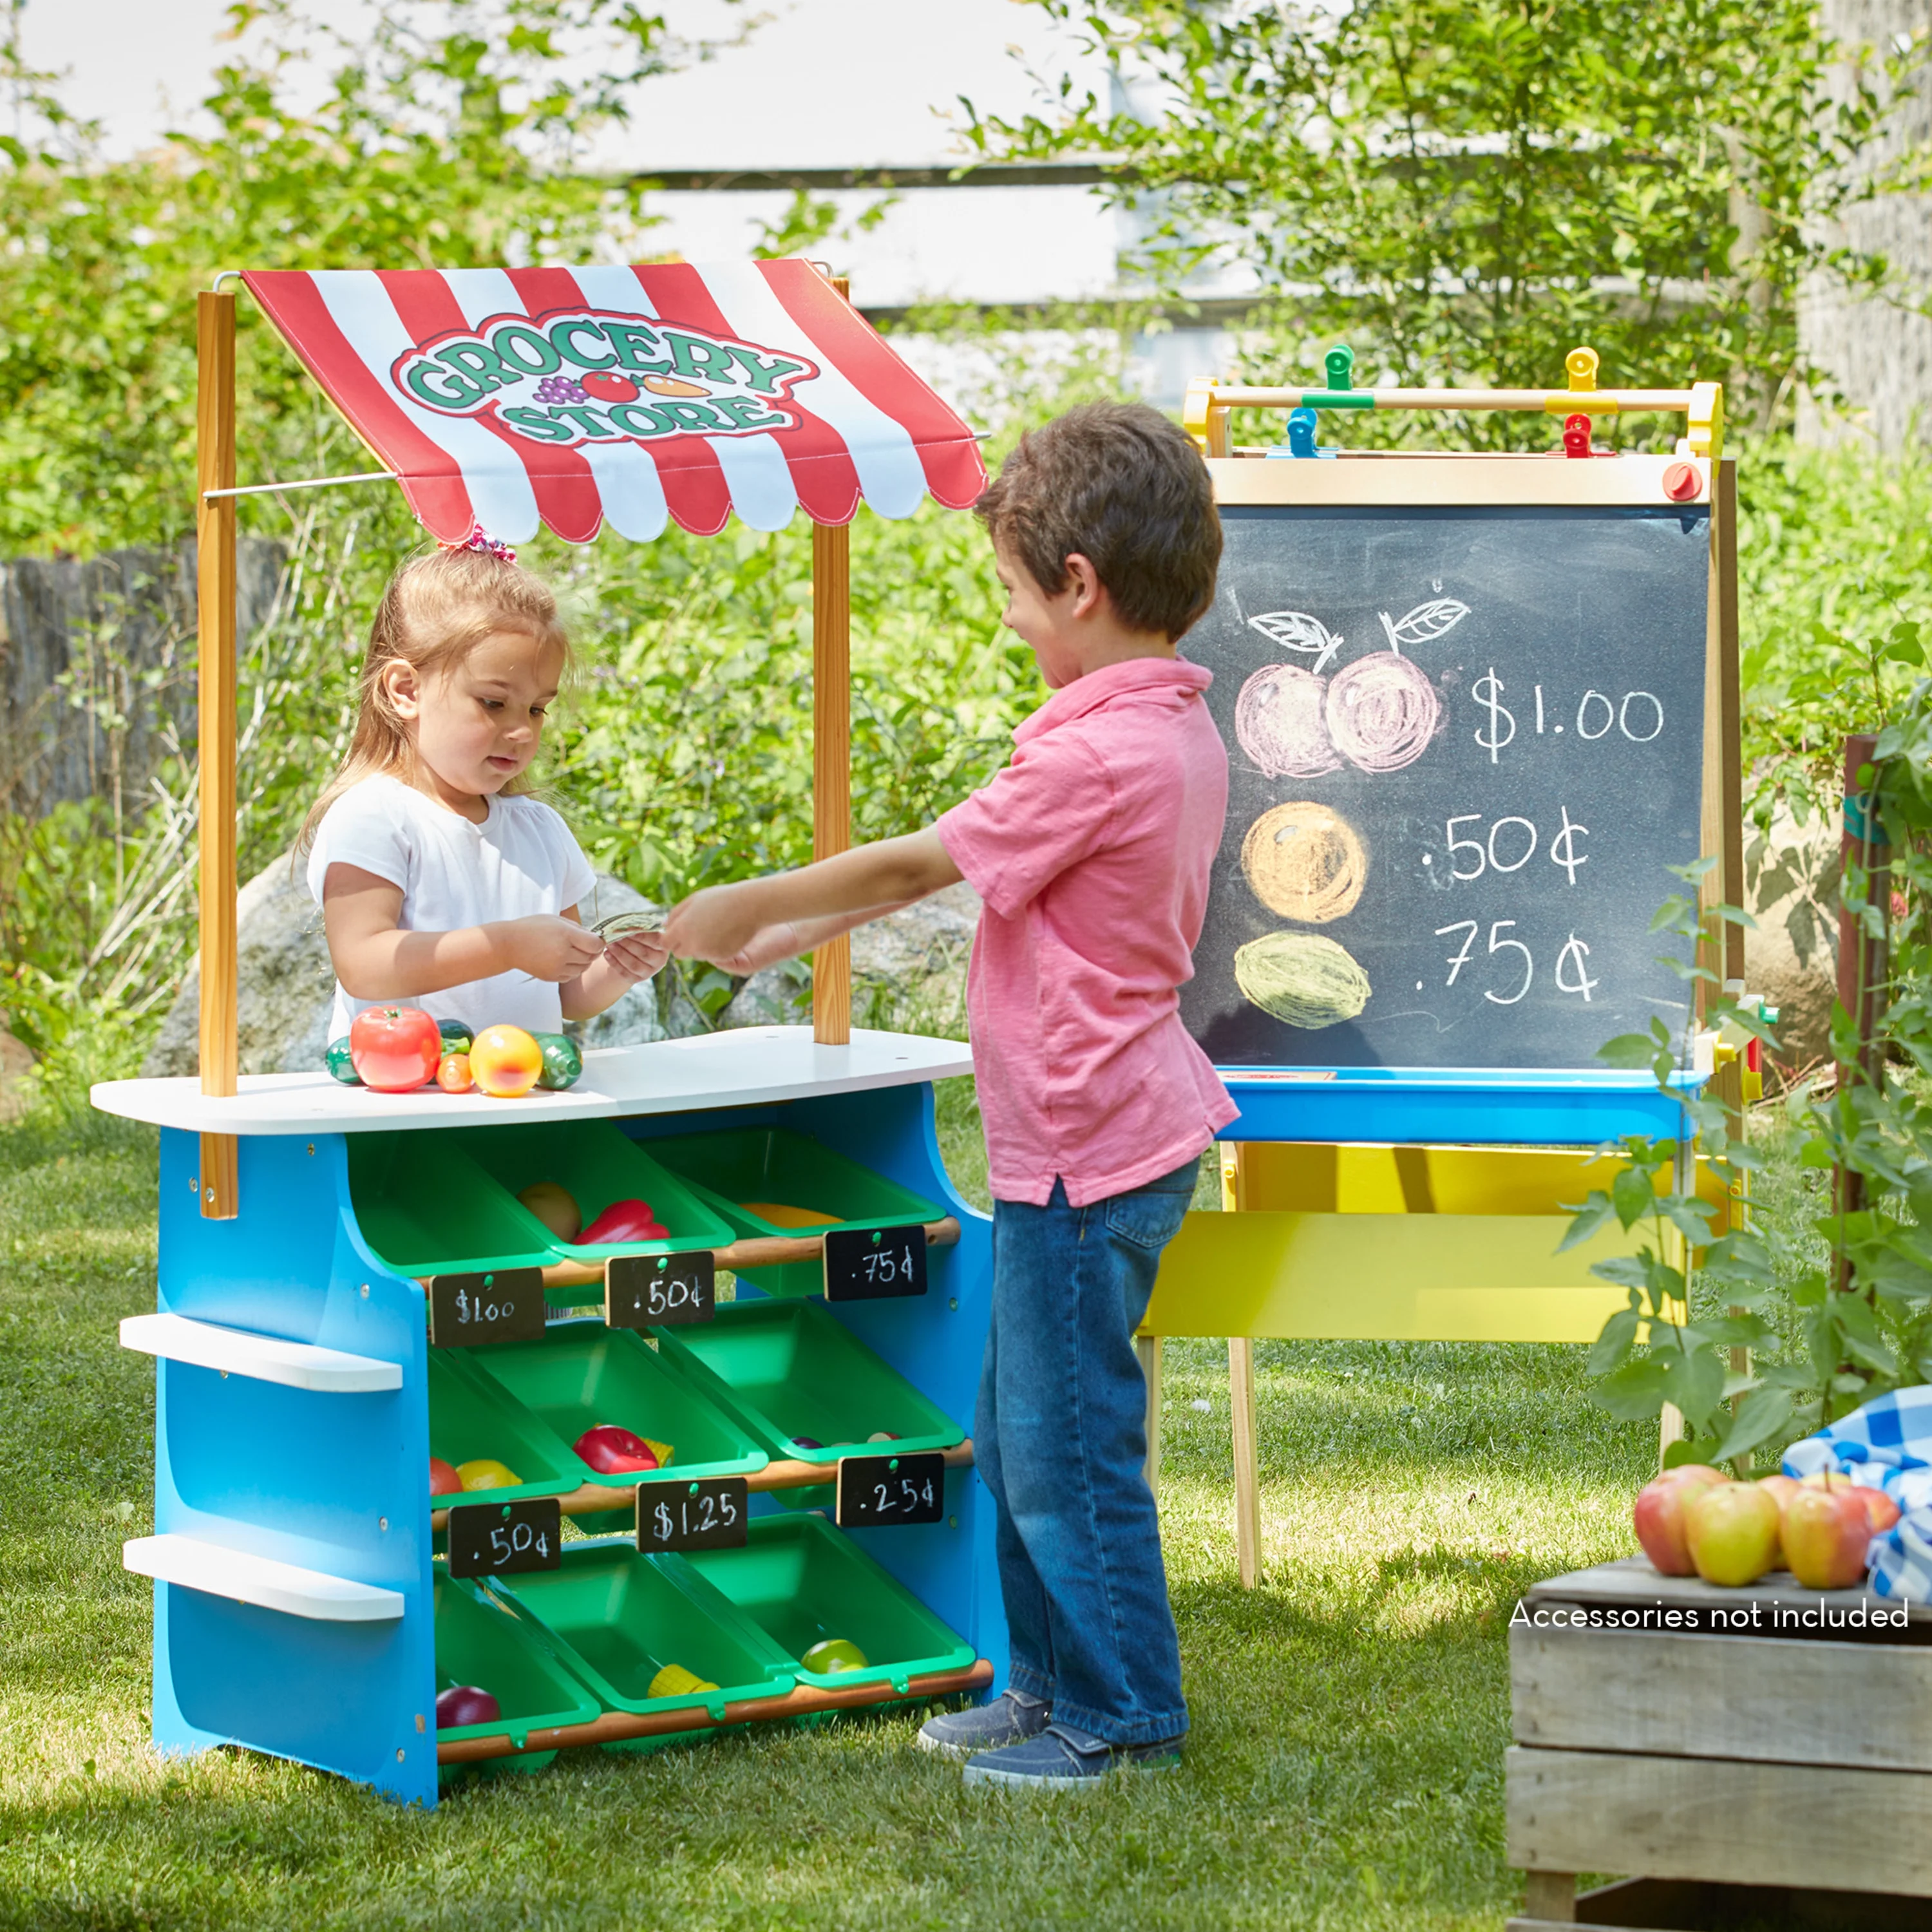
[0,1095,1658,1932]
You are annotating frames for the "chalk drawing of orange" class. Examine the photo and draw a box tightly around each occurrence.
[1325,654,1442,773]
[1234,663,1341,777]
[643,374,710,399]
[1234,931,1372,1029]
[1240,802,1367,923]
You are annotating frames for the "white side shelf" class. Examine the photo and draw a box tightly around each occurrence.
[124,1535,404,1622]
[120,1312,401,1394]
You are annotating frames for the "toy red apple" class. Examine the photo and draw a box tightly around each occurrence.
[574,1423,660,1474]
[1783,1485,1873,1589]
[428,1456,463,1498]
[348,1005,442,1092]
[1633,1465,1730,1576]
[435,1685,501,1728]
[1685,1481,1779,1586]
[580,1198,670,1244]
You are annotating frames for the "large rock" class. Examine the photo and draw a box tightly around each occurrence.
[1743,806,1841,1075]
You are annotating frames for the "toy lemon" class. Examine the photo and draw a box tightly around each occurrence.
[455,1457,521,1491]
[469,1024,544,1099]
[800,1638,868,1676]
[648,1664,718,1699]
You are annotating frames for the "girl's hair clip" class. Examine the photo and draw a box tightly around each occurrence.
[438,524,517,565]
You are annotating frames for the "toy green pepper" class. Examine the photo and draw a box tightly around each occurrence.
[531,1031,582,1092]
[325,1037,361,1085]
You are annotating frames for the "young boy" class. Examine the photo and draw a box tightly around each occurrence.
[663,401,1235,1790]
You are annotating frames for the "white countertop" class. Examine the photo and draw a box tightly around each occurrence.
[91,1027,974,1136]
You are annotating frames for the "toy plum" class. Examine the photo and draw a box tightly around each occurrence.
[435,1685,501,1728]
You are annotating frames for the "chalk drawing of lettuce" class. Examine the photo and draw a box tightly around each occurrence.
[1376,598,1470,654]
[1247,609,1343,675]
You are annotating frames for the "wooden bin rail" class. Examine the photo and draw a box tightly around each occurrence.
[437,1658,996,1765]
[535,1214,962,1293]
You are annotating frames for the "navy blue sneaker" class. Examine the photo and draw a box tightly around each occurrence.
[961,1721,1184,1791]
[916,1689,1050,1761]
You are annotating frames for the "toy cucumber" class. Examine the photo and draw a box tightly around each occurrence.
[531,1030,583,1092]
[437,1018,473,1056]
[325,1037,361,1085]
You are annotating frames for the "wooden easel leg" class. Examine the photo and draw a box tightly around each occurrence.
[1137,1333,1162,1498]
[1229,1336,1260,1588]
[1658,1401,1687,1472]
[1522,1871,1576,1923]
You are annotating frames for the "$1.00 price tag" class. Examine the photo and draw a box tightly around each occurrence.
[606,1250,715,1330]
[835,1452,945,1530]
[822,1225,927,1303]
[636,1477,748,1554]
[445,1497,562,1579]
[427,1268,546,1348]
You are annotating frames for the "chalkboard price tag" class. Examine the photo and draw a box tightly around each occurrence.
[427,1268,545,1348]
[606,1250,715,1330]
[446,1497,562,1580]
[835,1452,945,1530]
[822,1225,927,1303]
[634,1477,749,1554]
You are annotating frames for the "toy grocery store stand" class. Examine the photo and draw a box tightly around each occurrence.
[92,261,1001,1806]
[1141,351,1745,1584]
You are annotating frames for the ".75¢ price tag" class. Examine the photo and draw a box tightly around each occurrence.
[636,1477,748,1554]
[607,1250,715,1330]
[446,1497,562,1579]
[835,1452,945,1530]
[822,1225,927,1303]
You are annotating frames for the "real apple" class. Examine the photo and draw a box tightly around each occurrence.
[1685,1481,1780,1586]
[1783,1485,1873,1590]
[1802,1470,1902,1534]
[1633,1464,1730,1575]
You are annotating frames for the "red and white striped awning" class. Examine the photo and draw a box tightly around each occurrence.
[240,260,987,544]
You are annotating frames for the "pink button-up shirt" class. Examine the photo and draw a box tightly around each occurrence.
[936,655,1237,1208]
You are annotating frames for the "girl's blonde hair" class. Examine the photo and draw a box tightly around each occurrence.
[298,545,569,855]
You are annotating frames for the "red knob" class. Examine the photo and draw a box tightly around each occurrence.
[1662,460,1701,501]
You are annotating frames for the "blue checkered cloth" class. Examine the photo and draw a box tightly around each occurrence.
[1783,1387,1932,1602]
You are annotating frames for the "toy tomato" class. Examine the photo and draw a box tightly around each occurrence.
[469,1023,544,1098]
[580,370,640,402]
[435,1052,472,1094]
[428,1456,464,1497]
[348,1006,442,1092]
[580,1198,669,1244]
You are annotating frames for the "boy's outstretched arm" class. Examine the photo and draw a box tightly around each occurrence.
[665,828,961,968]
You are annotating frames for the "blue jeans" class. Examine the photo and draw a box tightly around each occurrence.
[975,1157,1197,1746]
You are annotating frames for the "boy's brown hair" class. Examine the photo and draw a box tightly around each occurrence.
[975,400,1222,640]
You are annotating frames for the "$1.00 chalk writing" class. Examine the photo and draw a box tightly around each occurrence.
[1473,672,1665,764]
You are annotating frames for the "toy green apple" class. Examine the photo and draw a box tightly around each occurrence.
[1632,1464,1730,1575]
[1783,1486,1872,1589]
[800,1638,868,1675]
[1685,1481,1779,1586]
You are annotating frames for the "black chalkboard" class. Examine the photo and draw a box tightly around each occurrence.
[635,1477,749,1553]
[427,1268,546,1347]
[822,1225,927,1302]
[446,1497,562,1579]
[835,1452,945,1528]
[607,1250,715,1329]
[1181,504,1710,1070]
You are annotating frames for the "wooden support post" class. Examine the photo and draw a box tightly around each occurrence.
[1716,458,1744,986]
[196,289,239,1220]
[1137,1333,1162,1498]
[1521,1870,1577,1924]
[1222,1146,1262,1587]
[1832,731,1887,1296]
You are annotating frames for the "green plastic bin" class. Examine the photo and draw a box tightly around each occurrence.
[348,1132,558,1277]
[667,1514,975,1693]
[428,1350,579,1506]
[450,1121,737,1283]
[643,1126,943,1296]
[490,1538,793,1718]
[462,1320,768,1490]
[652,1298,963,1466]
[433,1570,600,1751]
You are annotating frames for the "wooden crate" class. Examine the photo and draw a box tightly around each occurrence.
[1507,1558,1932,1929]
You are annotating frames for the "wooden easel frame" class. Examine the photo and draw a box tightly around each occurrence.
[191,272,862,1217]
[1148,372,1739,1587]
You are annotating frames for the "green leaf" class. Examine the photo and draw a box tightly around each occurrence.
[1597,1033,1661,1070]
[1611,1164,1655,1229]
[1591,1356,1672,1422]
[1663,1436,1727,1472]
[1711,1386,1795,1463]
[1661,1347,1726,1432]
[1588,1305,1642,1376]
[1557,1189,1618,1253]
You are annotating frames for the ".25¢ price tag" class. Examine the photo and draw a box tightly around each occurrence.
[835,1452,945,1530]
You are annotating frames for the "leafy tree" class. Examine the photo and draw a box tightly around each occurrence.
[969,0,1906,444]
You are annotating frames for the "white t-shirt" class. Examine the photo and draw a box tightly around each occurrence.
[307,773,598,1041]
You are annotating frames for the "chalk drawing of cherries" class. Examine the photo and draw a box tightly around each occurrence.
[580,372,641,402]
[1236,600,1466,778]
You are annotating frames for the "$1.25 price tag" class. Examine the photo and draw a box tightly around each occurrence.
[822,1225,927,1303]
[445,1497,562,1579]
[427,1268,546,1348]
[606,1250,715,1330]
[835,1451,945,1530]
[635,1477,748,1554]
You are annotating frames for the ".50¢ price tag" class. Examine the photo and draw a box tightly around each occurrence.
[428,1268,545,1348]
[636,1477,748,1554]
[822,1225,927,1303]
[835,1452,945,1530]
[606,1250,715,1331]
[446,1497,562,1579]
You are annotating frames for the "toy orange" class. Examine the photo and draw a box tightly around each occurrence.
[469,1024,544,1098]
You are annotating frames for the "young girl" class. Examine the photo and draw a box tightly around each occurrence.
[301,536,666,1041]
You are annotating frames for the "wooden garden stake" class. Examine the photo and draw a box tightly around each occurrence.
[196,289,239,1219]
[1832,732,1886,1294]
[811,273,853,1046]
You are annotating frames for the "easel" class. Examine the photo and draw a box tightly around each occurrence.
[189,269,867,1219]
[1146,350,1742,1587]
